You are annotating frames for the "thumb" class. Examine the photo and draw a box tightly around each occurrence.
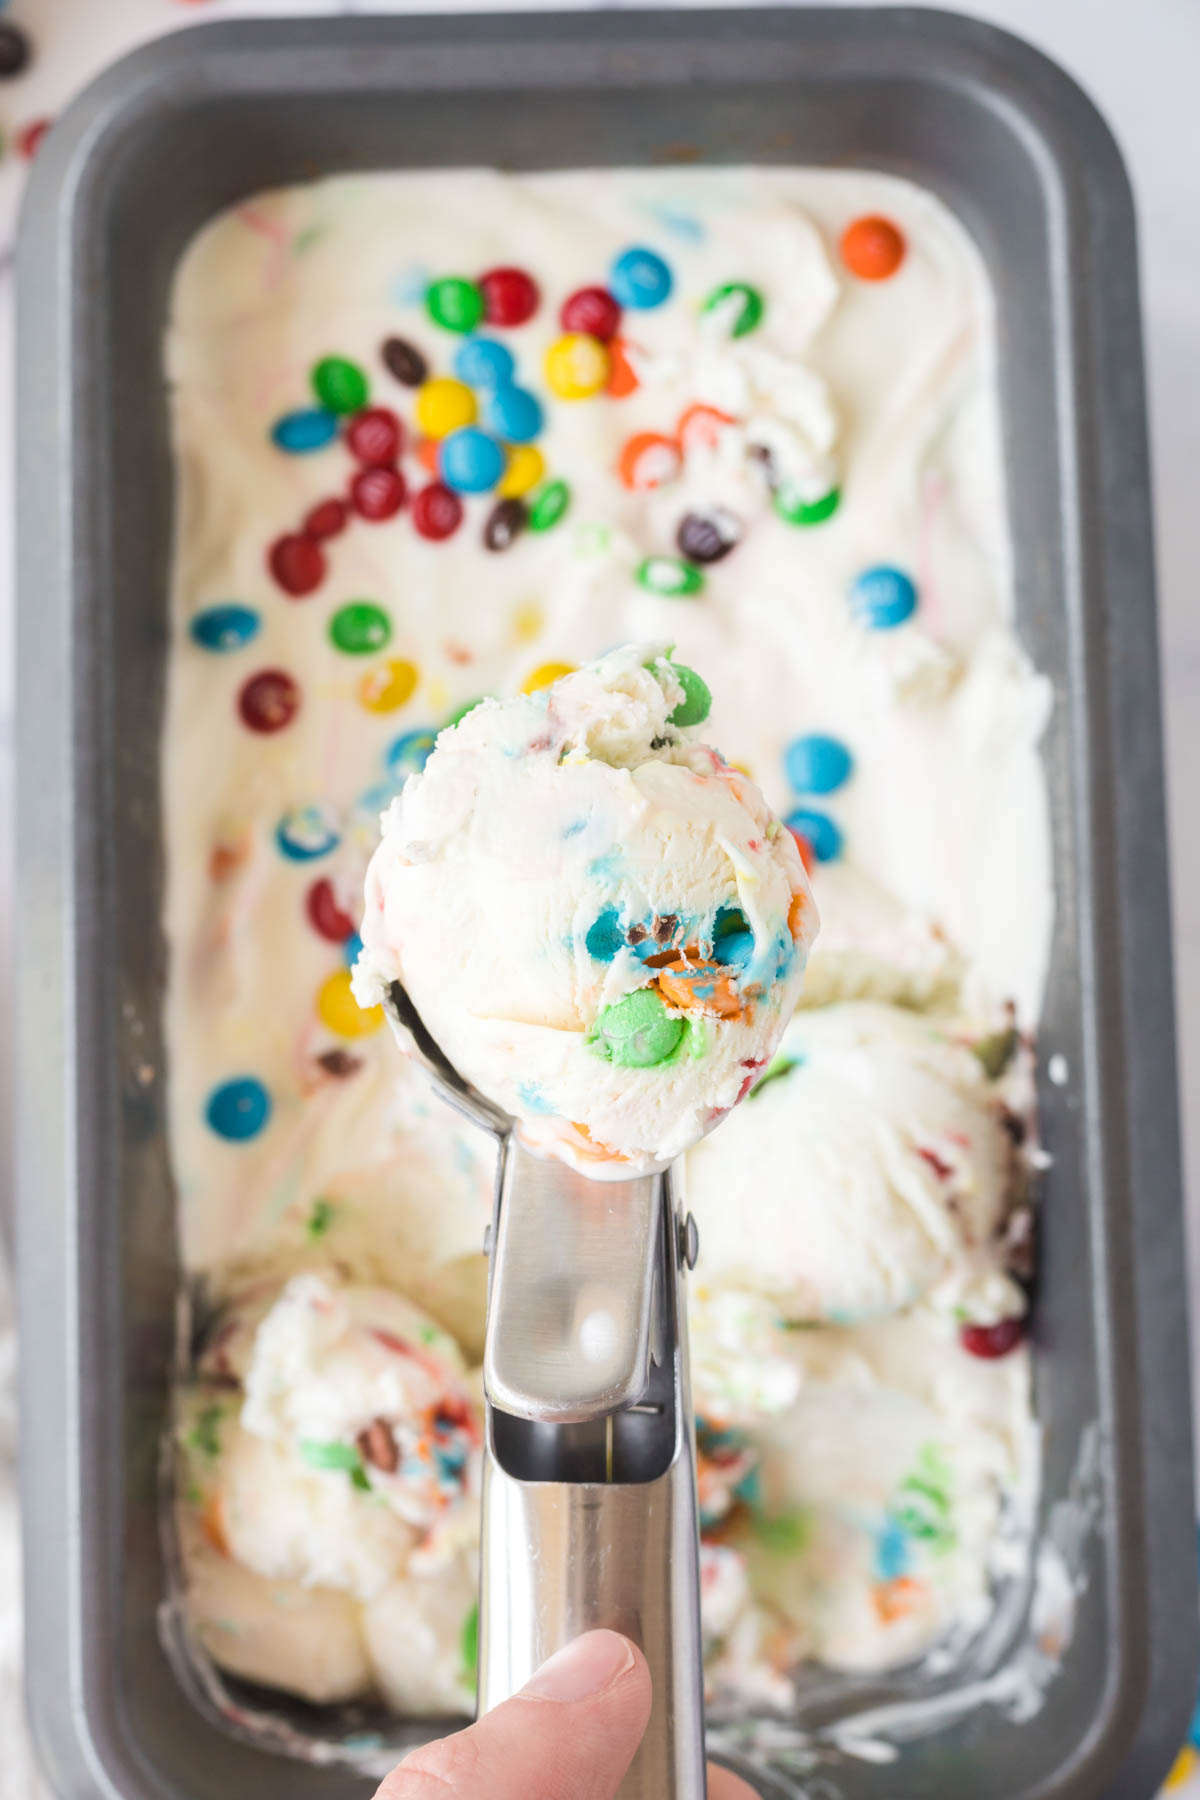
[375,1630,652,1800]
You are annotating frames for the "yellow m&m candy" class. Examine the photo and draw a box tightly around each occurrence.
[415,377,477,440]
[358,658,419,714]
[522,660,576,694]
[544,334,610,401]
[317,969,383,1038]
[498,444,546,499]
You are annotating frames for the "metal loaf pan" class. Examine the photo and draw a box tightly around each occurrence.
[14,9,1195,1798]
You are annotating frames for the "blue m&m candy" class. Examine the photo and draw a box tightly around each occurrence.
[386,728,438,778]
[850,566,917,630]
[481,385,544,444]
[784,734,853,796]
[343,931,364,969]
[270,407,339,453]
[275,804,341,861]
[206,1076,271,1142]
[190,604,260,652]
[785,807,843,863]
[439,427,506,494]
[609,246,673,310]
[454,338,516,388]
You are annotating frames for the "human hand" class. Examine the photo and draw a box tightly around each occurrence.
[373,1628,758,1800]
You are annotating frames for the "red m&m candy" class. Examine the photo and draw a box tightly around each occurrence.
[350,466,407,521]
[345,407,403,466]
[560,287,621,342]
[238,669,299,733]
[268,533,325,597]
[959,1317,1025,1360]
[479,266,540,328]
[306,876,357,943]
[303,497,349,540]
[413,482,464,541]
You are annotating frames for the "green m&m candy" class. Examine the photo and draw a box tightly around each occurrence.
[774,484,841,527]
[591,988,684,1068]
[330,601,392,655]
[311,355,369,415]
[426,276,486,334]
[665,662,712,728]
[636,556,704,598]
[702,282,764,338]
[528,480,570,532]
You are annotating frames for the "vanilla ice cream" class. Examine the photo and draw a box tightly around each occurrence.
[355,644,816,1175]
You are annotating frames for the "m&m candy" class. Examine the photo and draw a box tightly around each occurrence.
[205,1076,271,1141]
[303,497,349,539]
[238,669,299,734]
[412,482,464,541]
[618,432,681,491]
[545,333,610,400]
[439,427,505,494]
[426,277,485,334]
[850,566,917,630]
[350,466,406,522]
[498,443,545,498]
[479,266,540,327]
[665,663,712,728]
[591,988,682,1068]
[268,533,325,597]
[609,246,673,310]
[381,336,428,387]
[481,385,543,444]
[276,804,341,861]
[330,602,392,655]
[677,509,741,564]
[416,378,477,439]
[0,23,32,79]
[959,1317,1024,1359]
[311,356,369,414]
[307,876,357,942]
[271,408,338,454]
[560,287,621,341]
[784,806,842,863]
[345,407,403,466]
[702,282,764,338]
[840,215,906,282]
[454,338,516,388]
[483,497,528,552]
[636,557,703,598]
[676,404,735,455]
[317,968,383,1039]
[784,734,853,795]
[775,484,841,527]
[343,932,363,969]
[607,342,640,402]
[190,604,260,652]
[522,660,575,694]
[528,481,570,532]
[387,728,437,777]
[358,658,419,714]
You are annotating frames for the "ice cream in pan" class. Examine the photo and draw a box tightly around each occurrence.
[347,643,816,1790]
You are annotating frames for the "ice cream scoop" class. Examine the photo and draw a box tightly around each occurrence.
[354,642,816,1178]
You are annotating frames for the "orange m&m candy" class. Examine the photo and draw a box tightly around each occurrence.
[840,215,906,281]
[676,403,736,456]
[618,431,681,491]
[607,338,640,398]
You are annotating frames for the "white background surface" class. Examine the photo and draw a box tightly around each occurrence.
[0,0,1196,1794]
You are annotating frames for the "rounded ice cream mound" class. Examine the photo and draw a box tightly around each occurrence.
[355,643,816,1176]
[685,1001,1025,1327]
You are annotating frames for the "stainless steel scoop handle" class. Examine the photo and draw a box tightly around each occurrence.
[479,1142,707,1800]
[382,984,707,1797]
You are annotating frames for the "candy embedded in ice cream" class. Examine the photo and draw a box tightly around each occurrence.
[182,1273,482,1602]
[685,1002,1026,1328]
[354,644,816,1176]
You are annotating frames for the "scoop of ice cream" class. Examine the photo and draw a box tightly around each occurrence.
[800,865,965,1011]
[363,1553,479,1717]
[184,1272,482,1607]
[356,643,816,1176]
[685,1002,1020,1326]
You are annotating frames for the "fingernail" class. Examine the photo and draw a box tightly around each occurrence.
[522,1630,636,1703]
